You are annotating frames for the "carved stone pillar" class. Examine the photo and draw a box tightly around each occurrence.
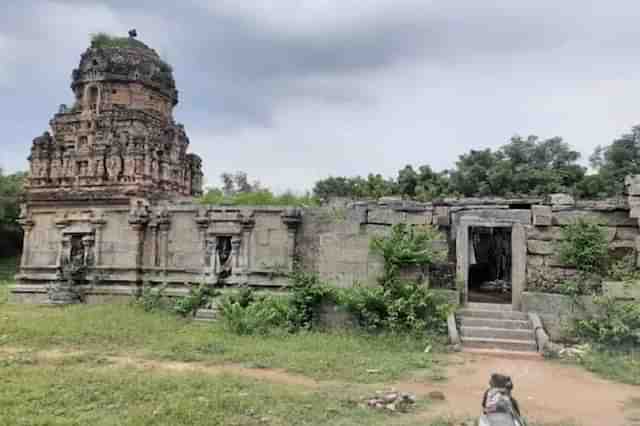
[90,214,106,266]
[18,218,35,269]
[282,208,301,272]
[82,235,96,266]
[158,222,170,269]
[240,214,255,272]
[231,237,242,270]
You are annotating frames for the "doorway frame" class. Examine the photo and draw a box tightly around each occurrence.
[456,218,526,310]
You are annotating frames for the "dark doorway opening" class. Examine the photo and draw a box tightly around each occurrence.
[468,227,512,304]
[216,236,233,279]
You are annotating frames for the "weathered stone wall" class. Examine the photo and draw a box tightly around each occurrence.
[525,198,636,290]
[12,201,301,303]
[296,199,449,288]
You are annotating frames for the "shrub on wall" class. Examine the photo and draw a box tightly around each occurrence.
[559,219,609,274]
[370,223,447,286]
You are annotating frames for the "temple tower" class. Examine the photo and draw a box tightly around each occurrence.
[25,31,203,203]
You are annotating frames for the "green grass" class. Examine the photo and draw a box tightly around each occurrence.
[0,360,390,426]
[0,302,442,384]
[576,348,640,385]
[0,294,450,425]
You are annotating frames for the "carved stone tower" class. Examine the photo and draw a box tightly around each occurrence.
[25,32,203,203]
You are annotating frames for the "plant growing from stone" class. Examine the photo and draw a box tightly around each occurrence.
[370,223,447,287]
[559,219,609,275]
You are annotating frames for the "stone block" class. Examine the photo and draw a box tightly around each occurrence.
[433,206,450,226]
[547,193,575,206]
[525,225,563,241]
[631,207,640,219]
[531,205,552,226]
[616,227,640,241]
[527,240,555,255]
[526,255,545,267]
[552,210,637,227]
[603,281,640,300]
[609,240,635,250]
[405,212,431,226]
[625,175,640,196]
[367,207,402,225]
[545,254,571,268]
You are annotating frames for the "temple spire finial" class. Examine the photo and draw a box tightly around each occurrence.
[128,29,137,39]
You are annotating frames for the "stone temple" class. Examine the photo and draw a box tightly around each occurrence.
[11,33,640,350]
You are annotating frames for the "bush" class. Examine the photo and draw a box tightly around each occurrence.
[370,223,446,286]
[135,283,169,312]
[608,254,640,282]
[573,297,640,347]
[173,285,218,317]
[218,291,290,335]
[559,219,609,274]
[286,269,335,329]
[339,282,452,334]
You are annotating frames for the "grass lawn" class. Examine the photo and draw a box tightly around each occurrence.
[573,348,640,386]
[0,281,454,425]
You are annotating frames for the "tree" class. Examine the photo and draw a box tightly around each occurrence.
[589,125,640,196]
[0,170,26,227]
[449,136,585,196]
[220,171,261,196]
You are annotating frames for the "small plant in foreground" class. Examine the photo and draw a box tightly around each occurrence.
[173,284,219,317]
[135,283,169,312]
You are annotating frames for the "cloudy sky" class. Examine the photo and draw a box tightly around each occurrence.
[2,1,640,193]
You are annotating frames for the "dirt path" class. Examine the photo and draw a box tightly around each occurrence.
[394,352,640,426]
[2,347,638,425]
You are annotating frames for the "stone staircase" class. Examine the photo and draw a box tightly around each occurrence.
[457,303,538,354]
[194,308,217,322]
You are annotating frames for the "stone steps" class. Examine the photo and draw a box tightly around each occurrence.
[465,302,513,311]
[458,309,529,321]
[461,317,532,330]
[194,308,217,322]
[457,303,538,353]
[461,336,538,352]
[461,326,535,341]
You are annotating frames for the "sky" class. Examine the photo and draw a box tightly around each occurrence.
[2,1,640,193]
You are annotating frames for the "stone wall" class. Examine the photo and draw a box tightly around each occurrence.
[12,189,640,310]
[12,200,301,303]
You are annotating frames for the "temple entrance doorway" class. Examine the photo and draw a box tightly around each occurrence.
[467,226,512,304]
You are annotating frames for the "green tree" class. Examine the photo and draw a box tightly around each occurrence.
[450,136,585,196]
[589,125,640,196]
[0,169,26,227]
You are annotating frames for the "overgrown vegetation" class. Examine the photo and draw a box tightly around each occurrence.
[370,223,446,286]
[573,297,640,346]
[559,219,609,275]
[217,223,452,336]
[90,32,148,49]
[200,171,319,206]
